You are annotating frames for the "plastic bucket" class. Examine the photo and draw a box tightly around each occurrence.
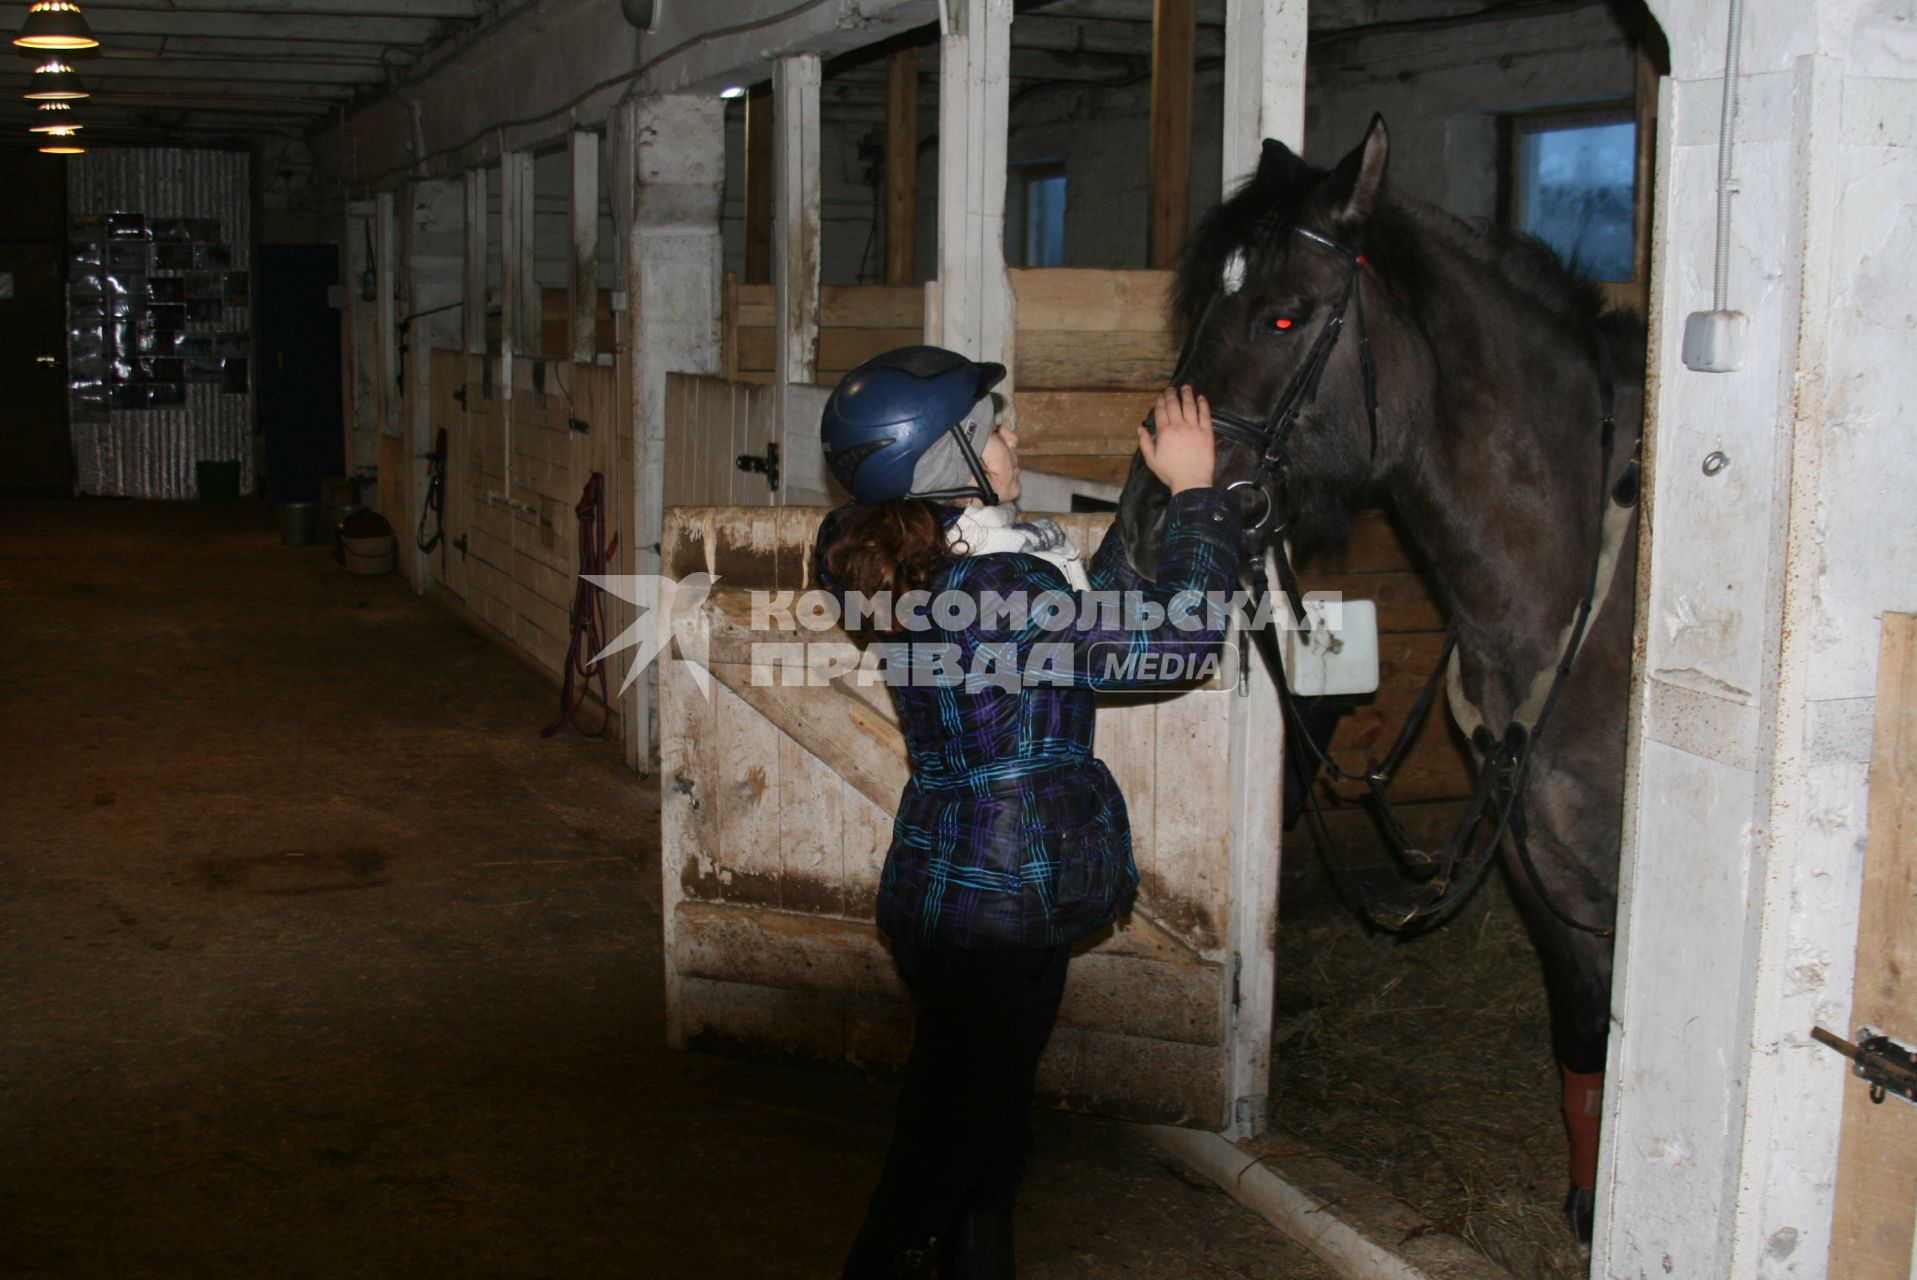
[343,533,397,576]
[196,459,241,501]
[277,502,320,546]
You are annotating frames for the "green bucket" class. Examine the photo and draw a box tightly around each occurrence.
[196,459,241,502]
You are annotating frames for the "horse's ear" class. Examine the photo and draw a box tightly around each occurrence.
[1316,114,1389,232]
[1256,137,1314,193]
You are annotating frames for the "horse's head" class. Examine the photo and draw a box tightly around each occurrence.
[1120,116,1400,579]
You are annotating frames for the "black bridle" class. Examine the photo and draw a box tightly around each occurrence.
[1153,225,1379,558]
[1143,224,1622,937]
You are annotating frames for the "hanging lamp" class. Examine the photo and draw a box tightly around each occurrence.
[24,60,88,100]
[29,115,81,134]
[15,1,99,51]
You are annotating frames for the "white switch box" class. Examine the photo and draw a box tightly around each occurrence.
[1282,597,1380,697]
[1682,309,1748,372]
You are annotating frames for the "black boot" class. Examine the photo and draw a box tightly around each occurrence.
[840,1219,941,1280]
[935,1209,1015,1280]
[1563,1184,1596,1253]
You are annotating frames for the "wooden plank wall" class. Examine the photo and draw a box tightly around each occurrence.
[721,277,923,386]
[538,287,617,362]
[1827,612,1917,1279]
[1012,268,1172,488]
[426,348,627,691]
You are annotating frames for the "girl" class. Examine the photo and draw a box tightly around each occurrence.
[816,346,1241,1279]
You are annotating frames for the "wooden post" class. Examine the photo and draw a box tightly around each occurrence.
[744,83,774,286]
[402,178,464,594]
[773,53,822,386]
[1828,613,1917,1279]
[462,169,487,355]
[617,94,727,772]
[499,150,537,395]
[569,129,601,365]
[936,0,1014,381]
[885,48,918,287]
[1221,0,1307,193]
[373,190,398,439]
[1149,0,1196,269]
[1630,41,1659,312]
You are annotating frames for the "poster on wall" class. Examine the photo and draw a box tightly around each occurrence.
[66,210,251,431]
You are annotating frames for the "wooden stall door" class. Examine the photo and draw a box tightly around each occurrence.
[664,372,837,510]
[1828,613,1917,1277]
[658,506,1276,1128]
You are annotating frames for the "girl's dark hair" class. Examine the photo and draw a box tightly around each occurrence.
[819,499,956,631]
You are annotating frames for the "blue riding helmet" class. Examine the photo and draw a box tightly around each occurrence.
[820,346,1006,505]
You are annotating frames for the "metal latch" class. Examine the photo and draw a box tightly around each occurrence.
[736,442,780,492]
[1812,1025,1917,1106]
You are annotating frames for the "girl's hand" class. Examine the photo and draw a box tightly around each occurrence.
[1137,385,1215,494]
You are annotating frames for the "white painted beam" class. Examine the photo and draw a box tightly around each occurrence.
[1221,0,1306,193]
[772,54,822,387]
[402,178,465,594]
[934,0,1014,382]
[569,130,601,367]
[499,149,537,394]
[374,190,399,442]
[1225,549,1283,1142]
[463,168,488,356]
[617,93,726,772]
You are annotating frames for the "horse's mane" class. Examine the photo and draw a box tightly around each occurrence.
[1174,153,1637,352]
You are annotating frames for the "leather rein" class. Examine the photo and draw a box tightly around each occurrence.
[1150,225,1635,936]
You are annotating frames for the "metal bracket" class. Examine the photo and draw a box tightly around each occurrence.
[736,442,780,493]
[1812,1024,1917,1106]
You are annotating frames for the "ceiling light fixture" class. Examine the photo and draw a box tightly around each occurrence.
[14,1,99,51]
[24,60,88,100]
[30,118,81,134]
[39,144,84,154]
[719,86,745,99]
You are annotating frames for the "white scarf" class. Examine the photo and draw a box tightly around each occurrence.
[947,504,1091,591]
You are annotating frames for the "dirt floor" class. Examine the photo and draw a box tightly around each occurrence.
[0,498,1342,1280]
[1267,863,1588,1280]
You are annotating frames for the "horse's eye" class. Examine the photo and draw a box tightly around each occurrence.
[1271,317,1295,332]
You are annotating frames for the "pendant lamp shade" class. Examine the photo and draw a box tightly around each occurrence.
[39,144,84,154]
[23,60,87,100]
[29,118,81,134]
[15,2,99,50]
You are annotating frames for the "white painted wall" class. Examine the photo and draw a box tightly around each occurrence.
[1599,2,1917,1275]
[1303,2,1636,218]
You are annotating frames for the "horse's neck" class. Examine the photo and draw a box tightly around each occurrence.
[1386,298,1626,709]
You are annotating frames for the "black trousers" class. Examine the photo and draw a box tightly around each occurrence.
[849,938,1071,1256]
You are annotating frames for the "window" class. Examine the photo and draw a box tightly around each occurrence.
[1508,108,1636,283]
[1015,165,1066,268]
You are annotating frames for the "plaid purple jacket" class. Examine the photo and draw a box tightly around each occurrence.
[825,487,1243,949]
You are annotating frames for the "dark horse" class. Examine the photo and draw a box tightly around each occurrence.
[1117,116,1643,1242]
